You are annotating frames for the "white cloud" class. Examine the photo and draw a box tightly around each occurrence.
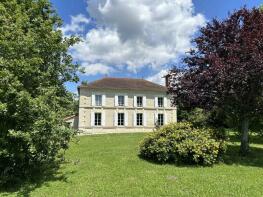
[60,14,90,35]
[147,69,168,86]
[63,0,205,78]
[82,63,116,76]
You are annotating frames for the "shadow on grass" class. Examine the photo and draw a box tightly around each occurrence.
[0,161,76,197]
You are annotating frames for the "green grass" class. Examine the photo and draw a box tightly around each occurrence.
[1,133,263,197]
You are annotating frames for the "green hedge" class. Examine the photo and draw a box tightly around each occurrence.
[139,122,226,165]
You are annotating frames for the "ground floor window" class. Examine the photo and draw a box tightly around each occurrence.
[157,114,164,126]
[94,113,102,126]
[118,113,125,126]
[137,113,143,126]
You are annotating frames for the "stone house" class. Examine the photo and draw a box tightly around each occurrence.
[76,77,177,134]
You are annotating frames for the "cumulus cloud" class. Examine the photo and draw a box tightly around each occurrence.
[63,0,205,80]
[60,14,90,35]
[82,63,116,76]
[146,69,168,86]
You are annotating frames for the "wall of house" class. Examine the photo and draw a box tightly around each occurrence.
[78,88,177,134]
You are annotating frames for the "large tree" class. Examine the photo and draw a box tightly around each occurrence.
[168,7,263,155]
[0,0,79,185]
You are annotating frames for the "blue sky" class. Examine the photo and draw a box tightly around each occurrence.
[50,0,263,94]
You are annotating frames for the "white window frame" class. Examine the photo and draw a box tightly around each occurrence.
[94,112,102,126]
[136,113,143,126]
[136,96,143,107]
[117,113,125,126]
[95,95,102,106]
[115,94,128,107]
[92,93,106,107]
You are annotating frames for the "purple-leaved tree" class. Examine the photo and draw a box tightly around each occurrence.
[168,7,263,155]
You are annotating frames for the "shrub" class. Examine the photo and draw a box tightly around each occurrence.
[139,122,226,165]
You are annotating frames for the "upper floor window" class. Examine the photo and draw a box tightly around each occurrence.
[137,96,143,107]
[158,97,164,107]
[157,114,164,126]
[118,95,125,106]
[118,113,125,126]
[94,113,101,126]
[136,113,143,126]
[95,95,102,106]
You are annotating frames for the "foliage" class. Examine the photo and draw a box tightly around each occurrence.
[168,7,263,155]
[139,122,226,165]
[0,0,79,186]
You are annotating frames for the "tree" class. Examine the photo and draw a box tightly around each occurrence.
[168,8,263,155]
[0,0,79,185]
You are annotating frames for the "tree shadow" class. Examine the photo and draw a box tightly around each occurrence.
[0,161,76,197]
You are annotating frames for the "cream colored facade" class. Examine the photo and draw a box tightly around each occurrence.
[78,88,177,134]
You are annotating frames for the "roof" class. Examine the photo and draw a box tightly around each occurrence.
[78,77,167,92]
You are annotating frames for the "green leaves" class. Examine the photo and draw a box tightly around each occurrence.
[0,0,78,186]
[139,122,226,165]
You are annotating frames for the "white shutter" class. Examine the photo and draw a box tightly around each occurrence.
[154,112,158,126]
[102,94,106,106]
[143,96,146,107]
[91,112,94,127]
[125,112,128,126]
[102,111,105,126]
[91,94,95,106]
[115,95,118,106]
[154,97,158,108]
[143,112,147,126]
[114,111,117,126]
[133,111,136,126]
[164,97,168,108]
[164,112,168,124]
[125,95,128,107]
[134,96,137,107]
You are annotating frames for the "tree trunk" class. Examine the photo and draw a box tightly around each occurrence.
[240,117,249,156]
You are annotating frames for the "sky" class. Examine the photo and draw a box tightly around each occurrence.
[50,0,263,94]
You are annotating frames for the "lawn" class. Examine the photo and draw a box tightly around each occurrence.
[1,132,263,197]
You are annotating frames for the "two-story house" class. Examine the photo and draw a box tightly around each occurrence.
[77,77,177,134]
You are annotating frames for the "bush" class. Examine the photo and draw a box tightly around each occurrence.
[139,122,226,165]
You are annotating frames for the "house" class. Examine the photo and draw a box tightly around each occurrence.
[77,77,177,134]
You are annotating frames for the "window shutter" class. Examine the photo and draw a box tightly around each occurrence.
[143,112,147,126]
[164,97,168,107]
[154,97,158,108]
[102,111,105,126]
[102,95,106,106]
[164,112,168,124]
[115,95,118,106]
[143,96,146,107]
[154,112,158,126]
[91,112,94,127]
[125,95,128,107]
[114,111,117,126]
[133,96,137,107]
[125,112,128,126]
[91,94,95,106]
[133,112,136,126]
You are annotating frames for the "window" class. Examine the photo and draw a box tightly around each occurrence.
[158,97,164,107]
[95,95,102,106]
[157,114,164,126]
[118,95,124,106]
[118,113,125,126]
[137,96,143,107]
[94,113,101,126]
[136,113,143,126]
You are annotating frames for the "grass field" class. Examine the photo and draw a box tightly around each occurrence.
[1,132,263,197]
